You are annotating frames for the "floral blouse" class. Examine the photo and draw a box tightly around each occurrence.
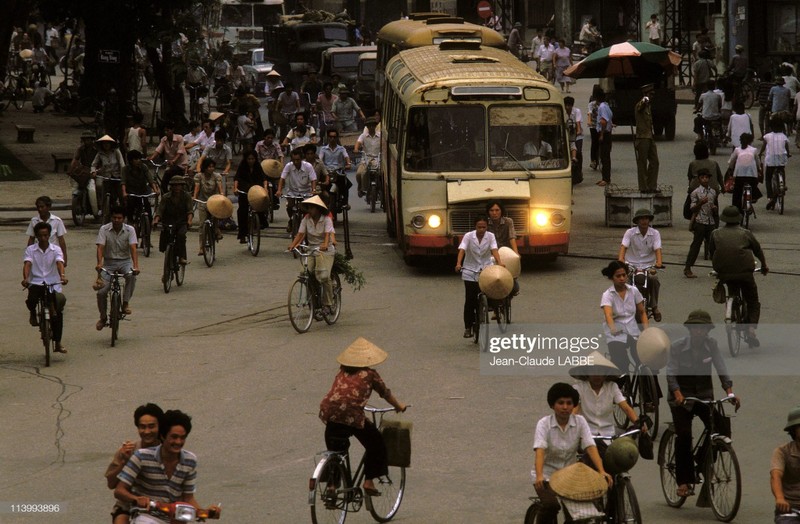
[319,368,390,429]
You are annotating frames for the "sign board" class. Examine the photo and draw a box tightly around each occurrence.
[477,0,492,19]
[99,49,120,64]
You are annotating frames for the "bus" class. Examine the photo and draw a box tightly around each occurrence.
[374,14,507,109]
[208,0,285,54]
[381,44,572,264]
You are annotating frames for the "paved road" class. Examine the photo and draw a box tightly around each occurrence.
[1,78,799,523]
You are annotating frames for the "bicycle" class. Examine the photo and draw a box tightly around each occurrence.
[161,224,186,293]
[236,190,261,256]
[658,395,741,522]
[128,193,156,257]
[309,406,406,524]
[711,268,763,357]
[29,281,63,367]
[329,169,354,259]
[99,268,134,347]
[360,154,383,213]
[771,165,787,215]
[145,159,168,208]
[626,264,663,322]
[740,182,756,229]
[696,112,723,155]
[287,245,342,333]
[193,198,220,267]
[96,174,124,224]
[69,168,95,226]
[612,357,661,440]
[283,193,313,239]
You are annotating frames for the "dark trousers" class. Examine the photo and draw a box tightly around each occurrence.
[463,280,481,329]
[685,222,716,270]
[670,402,730,486]
[159,224,188,260]
[237,192,250,240]
[600,133,613,182]
[724,274,761,325]
[589,128,599,163]
[635,138,659,191]
[607,337,640,374]
[533,482,561,524]
[126,195,152,224]
[633,271,660,309]
[26,286,66,343]
[325,420,388,480]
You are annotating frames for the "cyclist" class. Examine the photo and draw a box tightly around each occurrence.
[115,409,220,518]
[320,129,352,210]
[185,61,208,115]
[276,148,317,232]
[709,205,768,346]
[455,215,503,339]
[22,222,68,353]
[759,115,791,210]
[282,113,318,148]
[771,406,800,522]
[666,309,740,499]
[235,108,256,151]
[95,205,140,330]
[153,177,194,267]
[121,150,159,226]
[276,82,301,134]
[318,338,407,496]
[106,403,164,524]
[727,132,763,212]
[331,88,365,133]
[287,195,335,311]
[92,135,127,215]
[316,81,338,134]
[533,383,613,524]
[694,82,722,143]
[233,150,267,244]
[196,128,232,179]
[148,122,189,172]
[600,260,648,375]
[193,158,224,255]
[618,208,663,322]
[354,117,380,199]
[304,143,330,209]
[26,195,68,267]
[255,128,284,164]
[768,76,793,134]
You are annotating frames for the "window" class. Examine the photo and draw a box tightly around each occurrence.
[767,3,799,53]
[323,27,349,42]
[403,106,486,172]
[488,105,569,171]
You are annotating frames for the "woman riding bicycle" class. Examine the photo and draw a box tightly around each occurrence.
[193,158,224,256]
[600,260,648,374]
[319,338,407,497]
[727,132,763,213]
[233,150,267,244]
[287,195,335,313]
[772,406,800,522]
[455,215,503,339]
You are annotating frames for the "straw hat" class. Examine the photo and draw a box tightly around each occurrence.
[784,406,800,432]
[569,351,620,380]
[719,205,742,224]
[336,337,388,367]
[168,176,187,186]
[95,134,117,144]
[267,70,281,77]
[498,247,521,278]
[549,463,608,501]
[636,327,670,370]
[208,111,225,121]
[478,265,514,300]
[261,159,282,179]
[206,194,233,219]
[19,49,34,59]
[247,185,269,212]
[301,194,328,212]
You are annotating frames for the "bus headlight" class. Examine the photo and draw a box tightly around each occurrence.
[411,214,426,229]
[532,210,550,228]
[427,214,442,228]
[550,212,566,227]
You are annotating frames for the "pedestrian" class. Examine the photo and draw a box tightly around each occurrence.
[687,141,724,192]
[644,14,661,45]
[507,22,523,59]
[634,83,659,192]
[564,96,583,184]
[537,36,555,82]
[771,406,800,522]
[530,28,543,68]
[31,81,52,113]
[595,89,613,186]
[683,170,718,278]
[587,85,602,172]
[553,38,573,92]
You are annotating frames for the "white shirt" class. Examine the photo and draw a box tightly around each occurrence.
[356,131,381,159]
[763,132,789,166]
[729,145,761,179]
[569,107,584,139]
[458,230,497,282]
[600,284,644,343]
[96,223,137,260]
[24,243,65,292]
[26,214,67,245]
[532,414,595,482]
[646,20,661,40]
[538,43,555,62]
[280,160,317,195]
[523,140,553,157]
[726,113,752,148]
[573,381,626,436]
[621,226,662,267]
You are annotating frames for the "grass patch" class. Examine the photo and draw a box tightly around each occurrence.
[0,142,40,181]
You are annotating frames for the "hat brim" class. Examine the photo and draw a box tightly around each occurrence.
[684,320,715,329]
[784,420,800,432]
[336,338,388,367]
[633,215,654,223]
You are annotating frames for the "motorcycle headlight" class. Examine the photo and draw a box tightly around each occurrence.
[173,504,197,522]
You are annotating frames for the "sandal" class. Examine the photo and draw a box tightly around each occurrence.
[54,345,67,354]
[676,485,692,498]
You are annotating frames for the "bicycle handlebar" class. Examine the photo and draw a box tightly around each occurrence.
[364,406,410,414]
[290,246,320,257]
[683,394,737,405]
[128,193,157,198]
[193,198,208,204]
[100,268,135,277]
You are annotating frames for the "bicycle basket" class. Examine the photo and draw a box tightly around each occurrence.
[381,419,412,468]
[560,497,606,521]
[712,281,726,304]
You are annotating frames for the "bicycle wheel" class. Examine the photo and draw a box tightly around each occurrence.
[110,292,120,347]
[40,306,51,367]
[102,192,111,224]
[162,245,173,293]
[248,213,261,256]
[290,211,301,238]
[742,204,750,229]
[659,428,686,508]
[726,298,742,358]
[323,272,342,325]
[203,222,216,267]
[365,466,406,522]
[310,456,348,524]
[637,365,660,440]
[288,279,313,333]
[615,476,642,524]
[369,183,377,213]
[707,439,742,522]
[523,501,540,524]
[71,192,86,227]
[776,172,785,215]
[141,216,151,257]
[476,294,490,347]
[741,83,755,110]
[175,254,186,286]
[613,376,632,429]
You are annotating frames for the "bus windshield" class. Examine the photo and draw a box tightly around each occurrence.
[404,106,486,172]
[488,105,569,171]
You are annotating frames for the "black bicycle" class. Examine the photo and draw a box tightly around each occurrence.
[194,198,220,267]
[613,358,660,440]
[161,224,186,293]
[283,193,313,240]
[711,268,763,357]
[99,268,133,347]
[740,182,756,229]
[128,193,156,257]
[29,281,62,367]
[237,190,261,256]
[69,168,95,226]
[97,174,124,224]
[771,165,786,215]
[287,246,342,333]
[659,395,741,522]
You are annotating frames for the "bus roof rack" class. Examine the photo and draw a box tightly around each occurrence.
[408,12,450,21]
[438,41,482,51]
[426,17,465,25]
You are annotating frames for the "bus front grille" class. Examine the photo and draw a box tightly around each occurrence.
[449,205,528,235]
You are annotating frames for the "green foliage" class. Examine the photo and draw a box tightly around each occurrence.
[333,253,365,292]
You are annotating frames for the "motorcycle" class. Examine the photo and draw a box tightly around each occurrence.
[130,500,221,523]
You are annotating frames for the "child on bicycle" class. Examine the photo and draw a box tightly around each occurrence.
[193,158,224,256]
[772,406,800,522]
[666,310,740,498]
[533,383,612,524]
[759,115,791,211]
[319,338,407,496]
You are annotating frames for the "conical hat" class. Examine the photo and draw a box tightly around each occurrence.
[261,159,282,179]
[549,462,608,501]
[498,247,521,278]
[478,265,513,300]
[336,338,388,367]
[636,327,670,370]
[208,111,225,121]
[95,134,117,144]
[19,49,34,59]
[569,351,621,380]
[206,194,233,219]
[247,185,269,212]
[301,194,328,212]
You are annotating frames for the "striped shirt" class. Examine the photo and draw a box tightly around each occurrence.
[117,445,197,502]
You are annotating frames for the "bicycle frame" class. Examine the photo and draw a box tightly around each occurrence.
[626,264,658,319]
[32,281,60,366]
